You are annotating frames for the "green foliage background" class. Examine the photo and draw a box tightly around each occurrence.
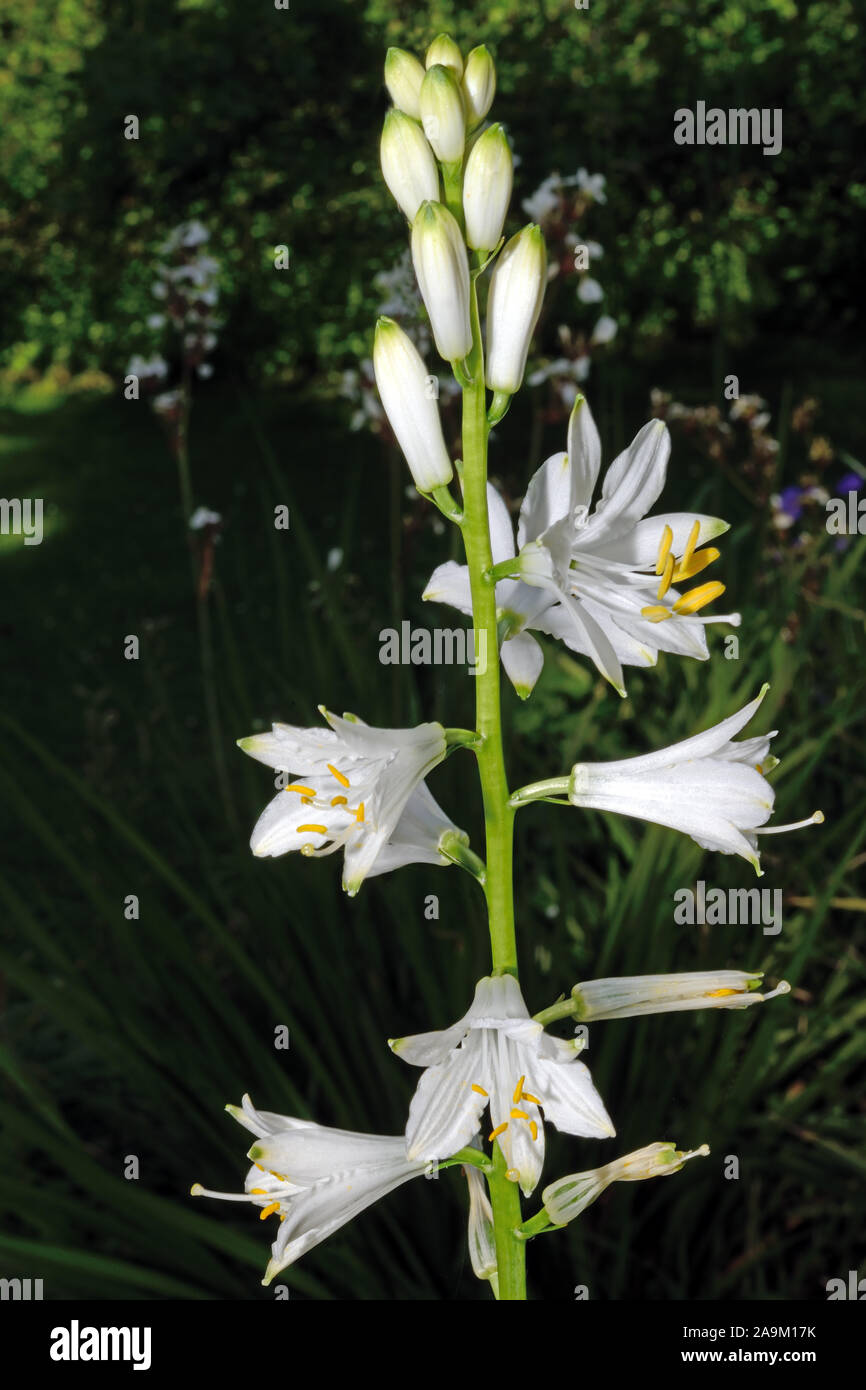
[1,0,864,1300]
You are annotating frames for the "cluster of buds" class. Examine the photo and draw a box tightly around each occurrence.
[150,220,221,382]
[375,32,547,486]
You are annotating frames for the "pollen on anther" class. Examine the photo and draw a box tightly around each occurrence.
[681,518,701,567]
[510,1107,530,1121]
[521,1090,542,1105]
[529,1121,538,1142]
[328,763,351,788]
[641,605,672,623]
[471,1083,489,1096]
[259,1201,280,1220]
[284,783,316,796]
[331,795,348,806]
[657,553,674,600]
[249,1187,267,1195]
[672,580,725,615]
[489,1122,508,1141]
[297,823,328,834]
[354,802,366,823]
[512,1075,526,1105]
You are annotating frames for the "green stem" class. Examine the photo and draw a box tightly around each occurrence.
[460,268,525,1299]
[509,774,570,808]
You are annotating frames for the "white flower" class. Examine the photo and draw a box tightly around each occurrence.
[564,687,824,873]
[188,506,222,530]
[380,109,440,223]
[461,45,496,127]
[591,314,618,346]
[373,317,453,491]
[410,202,472,362]
[521,174,561,223]
[384,47,426,119]
[577,276,604,304]
[505,394,740,694]
[126,353,168,382]
[542,1142,708,1228]
[191,1094,430,1285]
[571,168,607,203]
[238,708,465,895]
[391,974,615,1196]
[485,225,547,394]
[419,64,465,163]
[463,123,513,252]
[571,970,791,1020]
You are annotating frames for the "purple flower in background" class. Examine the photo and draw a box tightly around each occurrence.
[836,471,863,495]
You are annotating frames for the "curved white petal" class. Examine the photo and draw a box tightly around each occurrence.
[405,1039,489,1160]
[530,1057,616,1139]
[586,512,729,569]
[584,419,670,544]
[487,482,517,565]
[517,450,571,548]
[423,559,474,616]
[582,688,768,776]
[500,630,544,698]
[566,393,602,512]
[248,1128,412,1184]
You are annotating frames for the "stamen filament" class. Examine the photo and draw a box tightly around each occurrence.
[755,810,824,834]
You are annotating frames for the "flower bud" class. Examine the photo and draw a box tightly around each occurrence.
[462,45,496,126]
[463,123,512,251]
[425,33,463,78]
[542,1143,710,1227]
[485,224,547,393]
[410,202,472,363]
[384,47,426,120]
[380,109,439,222]
[373,317,453,492]
[419,65,465,164]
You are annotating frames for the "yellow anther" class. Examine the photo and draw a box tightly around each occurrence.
[249,1187,267,1195]
[672,580,725,615]
[512,1076,526,1105]
[254,1164,265,1172]
[284,783,316,796]
[301,796,313,805]
[672,546,720,583]
[354,802,365,823]
[655,524,674,576]
[259,1202,280,1220]
[681,518,701,567]
[521,1090,542,1106]
[297,823,328,834]
[489,1122,508,1141]
[756,763,764,775]
[330,795,348,806]
[529,1120,538,1142]
[510,1107,530,1121]
[656,552,674,600]
[328,763,351,788]
[641,605,673,623]
[706,988,739,998]
[471,1084,489,1096]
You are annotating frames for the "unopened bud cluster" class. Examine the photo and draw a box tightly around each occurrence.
[375,34,547,491]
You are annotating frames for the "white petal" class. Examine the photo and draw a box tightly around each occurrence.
[238,724,340,772]
[584,420,670,544]
[247,1127,410,1183]
[587,513,729,569]
[566,394,602,511]
[584,688,768,776]
[487,482,517,565]
[517,451,571,547]
[405,1040,489,1159]
[530,1057,616,1139]
[500,631,544,698]
[423,560,474,616]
